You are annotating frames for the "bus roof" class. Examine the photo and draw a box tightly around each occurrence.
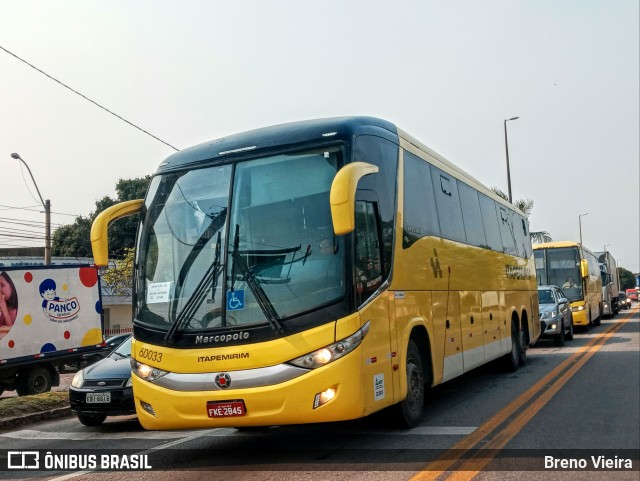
[155,116,524,216]
[533,241,600,258]
[533,241,582,250]
[156,116,398,172]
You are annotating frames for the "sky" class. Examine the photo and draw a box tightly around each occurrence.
[1,1,638,273]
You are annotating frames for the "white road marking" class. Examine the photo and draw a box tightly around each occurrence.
[1,425,475,442]
[0,428,211,440]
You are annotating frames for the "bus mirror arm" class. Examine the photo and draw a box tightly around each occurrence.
[90,199,144,267]
[330,162,379,235]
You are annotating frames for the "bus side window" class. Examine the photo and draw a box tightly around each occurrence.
[354,200,383,306]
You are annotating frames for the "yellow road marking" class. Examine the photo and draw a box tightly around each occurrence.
[411,311,635,481]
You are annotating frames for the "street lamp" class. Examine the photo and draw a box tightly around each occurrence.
[504,116,519,203]
[578,212,589,247]
[10,153,51,265]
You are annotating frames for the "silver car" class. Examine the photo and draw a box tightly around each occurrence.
[538,285,574,346]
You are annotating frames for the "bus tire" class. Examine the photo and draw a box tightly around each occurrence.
[16,367,52,396]
[594,308,601,326]
[518,322,527,366]
[392,339,426,428]
[502,321,521,372]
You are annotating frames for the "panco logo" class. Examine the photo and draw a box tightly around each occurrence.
[39,278,81,323]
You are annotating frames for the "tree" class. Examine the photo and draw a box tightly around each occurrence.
[491,188,552,244]
[101,247,135,296]
[52,176,151,259]
[618,267,637,291]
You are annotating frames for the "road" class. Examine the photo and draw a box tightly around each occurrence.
[0,307,638,480]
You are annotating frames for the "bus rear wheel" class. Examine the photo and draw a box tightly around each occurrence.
[502,321,522,372]
[391,340,426,428]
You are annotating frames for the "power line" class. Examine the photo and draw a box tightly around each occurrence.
[0,204,80,217]
[0,232,46,240]
[0,44,180,152]
[0,216,65,228]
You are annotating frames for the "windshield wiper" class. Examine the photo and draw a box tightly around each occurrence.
[210,231,223,302]
[164,209,226,344]
[230,224,283,333]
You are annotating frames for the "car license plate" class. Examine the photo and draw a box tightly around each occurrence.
[206,400,246,418]
[86,392,111,403]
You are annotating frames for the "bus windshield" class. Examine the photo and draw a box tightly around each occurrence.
[134,147,345,333]
[534,247,583,302]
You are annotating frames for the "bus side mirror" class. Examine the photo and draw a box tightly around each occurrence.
[580,259,589,279]
[330,162,379,235]
[90,199,144,267]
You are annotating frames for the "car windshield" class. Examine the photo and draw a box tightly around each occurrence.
[538,289,554,304]
[134,147,345,333]
[109,336,132,358]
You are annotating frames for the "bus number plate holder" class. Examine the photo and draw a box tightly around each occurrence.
[207,400,246,418]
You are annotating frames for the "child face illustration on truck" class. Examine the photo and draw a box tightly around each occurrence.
[39,279,58,301]
[0,271,18,332]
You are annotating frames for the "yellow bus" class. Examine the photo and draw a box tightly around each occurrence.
[533,241,603,329]
[91,117,540,429]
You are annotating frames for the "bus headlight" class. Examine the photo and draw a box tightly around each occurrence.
[571,305,586,312]
[131,358,169,382]
[288,321,370,369]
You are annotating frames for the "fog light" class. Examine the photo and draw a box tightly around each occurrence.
[313,387,337,409]
[549,323,557,330]
[140,401,157,417]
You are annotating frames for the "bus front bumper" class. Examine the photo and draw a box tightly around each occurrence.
[571,305,588,325]
[131,354,366,430]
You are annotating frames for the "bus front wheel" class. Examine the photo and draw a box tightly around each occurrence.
[392,339,426,428]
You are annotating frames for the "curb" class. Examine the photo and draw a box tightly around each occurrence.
[0,407,73,430]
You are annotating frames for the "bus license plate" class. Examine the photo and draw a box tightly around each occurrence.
[207,400,246,418]
[86,393,111,403]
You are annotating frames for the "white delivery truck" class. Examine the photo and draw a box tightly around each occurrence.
[596,251,620,318]
[0,265,104,396]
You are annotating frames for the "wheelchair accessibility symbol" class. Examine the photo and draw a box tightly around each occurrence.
[227,290,245,311]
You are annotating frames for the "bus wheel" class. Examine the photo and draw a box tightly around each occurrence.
[518,325,527,366]
[502,321,521,372]
[594,311,601,326]
[392,340,425,428]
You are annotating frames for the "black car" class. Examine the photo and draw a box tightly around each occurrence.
[81,333,133,366]
[69,335,135,426]
[618,292,632,310]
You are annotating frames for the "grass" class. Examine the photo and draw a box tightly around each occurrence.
[0,391,69,419]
